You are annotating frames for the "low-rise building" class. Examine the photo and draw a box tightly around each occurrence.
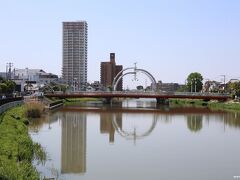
[203,81,221,92]
[14,68,58,83]
[157,81,180,92]
[11,68,58,93]
[0,72,7,79]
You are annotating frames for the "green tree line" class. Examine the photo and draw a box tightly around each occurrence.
[0,77,16,95]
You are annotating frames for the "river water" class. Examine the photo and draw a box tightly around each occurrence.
[29,99,240,180]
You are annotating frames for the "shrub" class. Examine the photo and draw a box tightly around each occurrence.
[24,102,44,118]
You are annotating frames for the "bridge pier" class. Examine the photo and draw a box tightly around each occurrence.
[156,98,169,105]
[104,97,112,104]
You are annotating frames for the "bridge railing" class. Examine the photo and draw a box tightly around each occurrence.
[172,92,230,97]
[48,91,230,97]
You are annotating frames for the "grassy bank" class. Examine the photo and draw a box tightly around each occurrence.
[0,106,45,180]
[170,99,240,112]
[208,101,240,111]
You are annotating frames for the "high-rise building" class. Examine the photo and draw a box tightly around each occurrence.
[62,21,88,90]
[100,53,123,91]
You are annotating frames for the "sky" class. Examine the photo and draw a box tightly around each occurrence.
[0,0,240,86]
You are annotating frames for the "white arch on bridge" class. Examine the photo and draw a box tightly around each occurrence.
[112,67,157,91]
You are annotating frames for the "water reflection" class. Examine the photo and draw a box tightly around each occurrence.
[186,115,203,132]
[30,107,240,136]
[222,112,240,128]
[29,103,240,179]
[112,113,158,141]
[100,113,122,143]
[61,112,86,174]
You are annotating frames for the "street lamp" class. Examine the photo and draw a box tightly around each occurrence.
[220,75,226,93]
[72,78,77,92]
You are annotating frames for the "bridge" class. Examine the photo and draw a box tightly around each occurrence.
[45,64,231,104]
[45,91,230,104]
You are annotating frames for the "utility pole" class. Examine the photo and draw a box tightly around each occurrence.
[6,62,13,80]
[191,78,197,93]
[195,80,197,93]
[134,62,137,81]
[191,81,193,93]
[220,75,226,92]
[145,79,147,90]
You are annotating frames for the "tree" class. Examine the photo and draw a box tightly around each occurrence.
[0,83,8,94]
[177,85,188,92]
[5,80,16,94]
[60,84,68,93]
[107,85,113,91]
[0,80,16,95]
[227,81,240,97]
[136,85,144,90]
[187,115,203,133]
[0,76,4,82]
[186,72,203,92]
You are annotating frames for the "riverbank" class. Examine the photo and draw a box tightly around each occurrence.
[64,98,102,105]
[62,97,240,112]
[170,99,240,112]
[0,106,45,179]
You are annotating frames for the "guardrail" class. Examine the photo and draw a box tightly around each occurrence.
[49,91,230,97]
[0,97,23,106]
[0,100,23,115]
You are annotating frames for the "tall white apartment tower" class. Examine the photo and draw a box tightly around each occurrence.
[62,21,88,90]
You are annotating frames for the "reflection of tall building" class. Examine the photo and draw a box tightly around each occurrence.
[100,113,122,143]
[61,112,86,174]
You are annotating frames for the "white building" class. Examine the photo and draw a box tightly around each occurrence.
[62,21,88,90]
[14,68,58,84]
[12,68,58,92]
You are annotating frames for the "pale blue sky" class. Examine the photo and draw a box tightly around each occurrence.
[0,0,240,85]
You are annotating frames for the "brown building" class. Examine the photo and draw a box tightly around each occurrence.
[100,53,123,91]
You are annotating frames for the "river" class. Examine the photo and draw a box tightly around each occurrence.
[29,99,240,180]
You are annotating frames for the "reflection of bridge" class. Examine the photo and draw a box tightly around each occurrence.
[45,91,230,104]
[112,114,158,143]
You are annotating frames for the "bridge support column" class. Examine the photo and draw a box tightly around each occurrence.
[104,97,112,104]
[156,98,169,105]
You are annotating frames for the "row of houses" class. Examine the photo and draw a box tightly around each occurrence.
[203,79,240,93]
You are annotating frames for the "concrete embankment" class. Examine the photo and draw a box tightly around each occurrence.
[24,96,64,110]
